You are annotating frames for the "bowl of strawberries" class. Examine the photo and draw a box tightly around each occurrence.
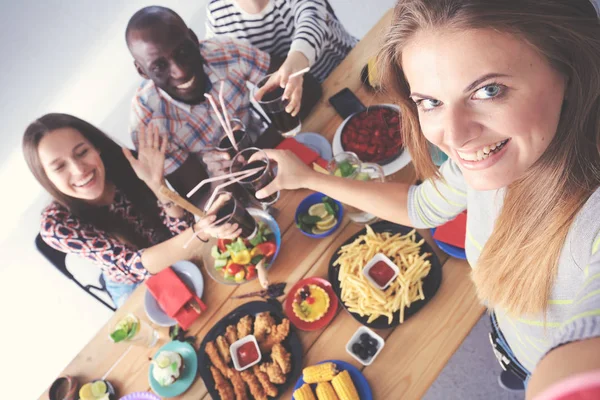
[338,105,403,166]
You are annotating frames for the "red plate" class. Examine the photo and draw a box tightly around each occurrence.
[284,277,339,331]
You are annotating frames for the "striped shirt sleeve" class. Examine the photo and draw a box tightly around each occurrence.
[205,3,217,39]
[551,232,600,352]
[407,159,468,228]
[289,0,330,66]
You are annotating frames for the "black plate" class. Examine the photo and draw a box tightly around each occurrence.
[328,221,443,329]
[198,300,303,399]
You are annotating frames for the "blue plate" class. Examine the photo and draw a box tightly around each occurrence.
[430,228,467,259]
[295,132,333,161]
[119,392,161,400]
[149,341,198,398]
[292,360,372,400]
[198,300,303,400]
[295,192,344,239]
[144,260,205,326]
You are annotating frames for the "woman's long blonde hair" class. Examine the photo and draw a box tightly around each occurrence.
[378,0,600,316]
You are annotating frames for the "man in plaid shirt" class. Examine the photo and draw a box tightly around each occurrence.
[126,6,271,201]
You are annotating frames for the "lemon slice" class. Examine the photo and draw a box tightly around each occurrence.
[312,226,330,235]
[317,217,337,231]
[156,354,171,369]
[356,172,370,181]
[91,381,107,398]
[318,214,335,225]
[115,314,138,331]
[79,383,94,400]
[308,203,328,218]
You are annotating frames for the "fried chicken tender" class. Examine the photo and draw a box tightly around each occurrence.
[225,324,238,345]
[271,343,292,374]
[253,365,278,397]
[210,366,235,400]
[206,341,229,376]
[237,315,254,338]
[226,368,248,400]
[258,318,290,353]
[240,370,267,400]
[259,361,286,384]
[216,335,232,364]
[253,312,275,342]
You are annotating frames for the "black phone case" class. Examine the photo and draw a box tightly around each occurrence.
[329,88,366,119]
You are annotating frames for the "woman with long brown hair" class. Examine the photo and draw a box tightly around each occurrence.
[253,0,600,396]
[24,113,240,307]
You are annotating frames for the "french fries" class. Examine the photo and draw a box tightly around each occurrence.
[334,225,431,324]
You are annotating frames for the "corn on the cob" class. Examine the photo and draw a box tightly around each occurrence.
[303,362,338,383]
[294,383,317,400]
[331,370,359,400]
[316,381,339,400]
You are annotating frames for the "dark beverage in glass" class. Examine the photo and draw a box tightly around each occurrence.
[214,118,252,158]
[230,147,280,208]
[240,160,278,204]
[254,74,302,137]
[215,197,258,239]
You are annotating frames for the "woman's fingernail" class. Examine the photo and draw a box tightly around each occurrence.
[255,190,265,199]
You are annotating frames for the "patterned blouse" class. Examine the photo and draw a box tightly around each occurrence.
[40,188,194,285]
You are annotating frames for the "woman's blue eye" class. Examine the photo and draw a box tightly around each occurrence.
[416,98,442,111]
[473,84,503,100]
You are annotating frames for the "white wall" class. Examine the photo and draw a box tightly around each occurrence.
[0,1,395,398]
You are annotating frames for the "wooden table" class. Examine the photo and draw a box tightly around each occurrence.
[41,9,484,400]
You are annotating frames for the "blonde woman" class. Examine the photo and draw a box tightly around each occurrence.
[252,0,600,397]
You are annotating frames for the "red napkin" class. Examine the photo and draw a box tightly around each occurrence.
[145,267,207,330]
[276,138,329,169]
[433,211,467,249]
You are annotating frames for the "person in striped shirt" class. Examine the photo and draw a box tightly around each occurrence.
[126,6,272,202]
[251,0,600,397]
[205,0,358,115]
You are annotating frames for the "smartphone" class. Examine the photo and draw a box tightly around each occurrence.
[329,88,366,119]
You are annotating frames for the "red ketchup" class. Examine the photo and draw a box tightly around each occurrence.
[237,342,259,367]
[368,261,395,287]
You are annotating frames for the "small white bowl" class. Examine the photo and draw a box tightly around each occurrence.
[362,253,400,290]
[230,335,262,371]
[346,326,385,366]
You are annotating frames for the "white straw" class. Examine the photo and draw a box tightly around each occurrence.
[186,167,264,199]
[219,81,234,142]
[288,66,310,80]
[102,345,132,380]
[205,93,238,153]
[204,169,261,212]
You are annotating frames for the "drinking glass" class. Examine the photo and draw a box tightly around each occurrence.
[254,74,302,137]
[109,314,159,348]
[214,118,253,159]
[229,147,280,210]
[214,196,259,239]
[327,151,385,224]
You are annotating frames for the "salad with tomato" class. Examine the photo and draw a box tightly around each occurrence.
[211,222,278,283]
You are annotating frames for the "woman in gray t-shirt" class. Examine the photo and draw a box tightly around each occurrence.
[255,0,600,397]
